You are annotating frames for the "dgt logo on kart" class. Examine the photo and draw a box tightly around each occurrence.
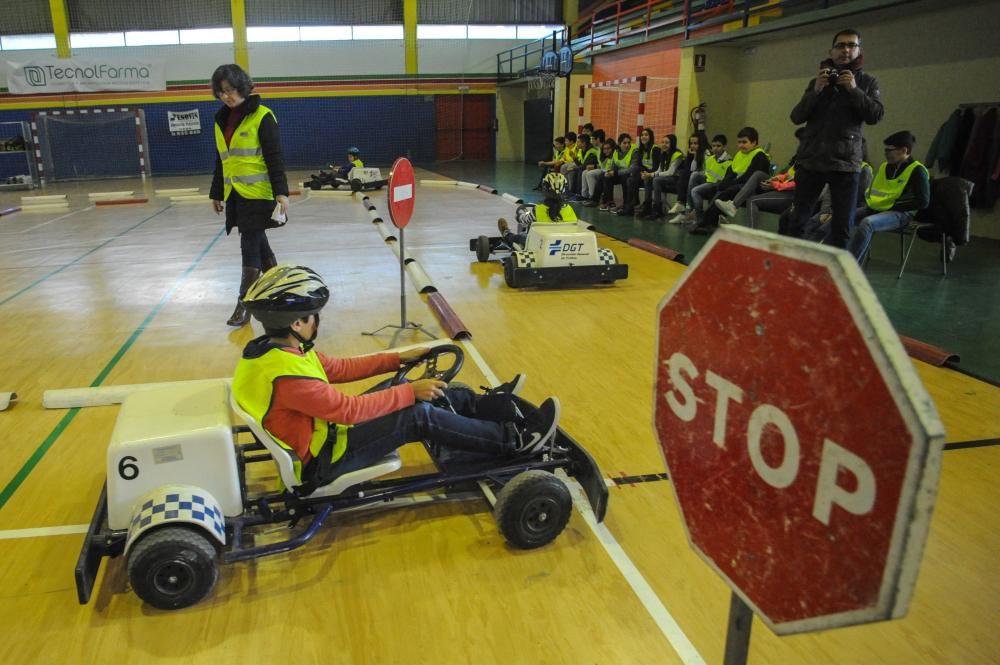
[548,239,586,256]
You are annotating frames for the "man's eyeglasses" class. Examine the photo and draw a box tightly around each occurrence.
[884,146,902,153]
[834,42,860,50]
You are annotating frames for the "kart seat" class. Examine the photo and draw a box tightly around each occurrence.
[229,389,401,498]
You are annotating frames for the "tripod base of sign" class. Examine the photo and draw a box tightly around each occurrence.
[723,592,753,665]
[362,321,436,348]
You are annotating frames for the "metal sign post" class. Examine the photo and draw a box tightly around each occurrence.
[362,157,435,347]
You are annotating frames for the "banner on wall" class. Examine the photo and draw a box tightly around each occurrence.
[168,109,201,136]
[3,56,166,94]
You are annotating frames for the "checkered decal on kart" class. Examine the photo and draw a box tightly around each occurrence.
[513,251,537,268]
[130,491,226,539]
[598,248,617,265]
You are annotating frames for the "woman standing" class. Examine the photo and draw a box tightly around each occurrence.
[209,64,289,327]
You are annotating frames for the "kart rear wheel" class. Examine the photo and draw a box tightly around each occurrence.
[350,178,363,193]
[476,236,492,263]
[494,470,572,549]
[127,526,219,610]
[308,181,322,191]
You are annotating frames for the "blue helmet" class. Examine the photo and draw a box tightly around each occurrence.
[347,146,360,156]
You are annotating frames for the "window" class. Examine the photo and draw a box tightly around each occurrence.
[125,30,180,46]
[247,26,300,42]
[179,28,234,44]
[351,25,404,40]
[517,25,564,39]
[70,32,126,48]
[467,25,518,39]
[417,25,467,39]
[0,34,57,50]
[300,25,352,41]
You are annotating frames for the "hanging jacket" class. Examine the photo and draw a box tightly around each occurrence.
[925,109,962,172]
[958,106,997,208]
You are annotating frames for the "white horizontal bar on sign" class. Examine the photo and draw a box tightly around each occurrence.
[419,179,457,187]
[0,391,16,411]
[20,203,70,212]
[404,260,436,294]
[169,194,205,203]
[43,378,231,409]
[21,194,67,203]
[456,181,479,189]
[87,191,134,199]
[154,187,200,195]
[501,193,523,204]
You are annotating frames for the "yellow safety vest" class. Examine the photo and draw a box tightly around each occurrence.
[534,203,578,223]
[215,104,276,201]
[704,154,732,183]
[232,345,349,482]
[640,146,658,170]
[730,147,767,177]
[662,149,683,171]
[599,153,614,170]
[866,160,926,212]
[613,144,636,169]
[580,147,600,165]
[350,158,364,168]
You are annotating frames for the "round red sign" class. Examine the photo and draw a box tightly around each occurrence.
[387,157,415,229]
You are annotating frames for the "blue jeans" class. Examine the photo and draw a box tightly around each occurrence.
[787,168,860,249]
[847,209,911,261]
[307,384,513,483]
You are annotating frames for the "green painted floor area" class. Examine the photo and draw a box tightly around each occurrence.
[425,159,1000,385]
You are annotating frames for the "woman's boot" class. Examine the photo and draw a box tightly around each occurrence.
[227,266,261,326]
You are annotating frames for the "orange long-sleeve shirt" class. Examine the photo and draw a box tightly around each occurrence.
[258,343,415,462]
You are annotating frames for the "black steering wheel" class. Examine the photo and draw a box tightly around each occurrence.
[391,344,465,386]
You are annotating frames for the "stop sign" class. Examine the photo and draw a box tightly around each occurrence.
[388,157,415,229]
[654,226,945,635]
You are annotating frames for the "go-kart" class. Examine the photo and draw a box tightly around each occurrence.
[75,344,607,610]
[471,206,628,288]
[305,166,387,192]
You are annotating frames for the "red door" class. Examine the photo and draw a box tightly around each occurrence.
[436,95,494,160]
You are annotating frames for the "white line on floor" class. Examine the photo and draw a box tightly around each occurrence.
[0,524,89,540]
[462,338,706,665]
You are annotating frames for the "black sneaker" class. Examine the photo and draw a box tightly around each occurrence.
[484,373,526,396]
[515,397,560,454]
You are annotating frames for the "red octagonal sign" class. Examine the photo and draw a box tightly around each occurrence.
[388,157,415,229]
[654,226,945,635]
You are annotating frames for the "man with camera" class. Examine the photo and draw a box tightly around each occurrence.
[785,29,884,249]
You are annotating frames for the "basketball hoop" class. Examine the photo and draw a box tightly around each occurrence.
[539,70,558,89]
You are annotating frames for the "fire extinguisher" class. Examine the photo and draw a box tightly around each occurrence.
[690,103,707,132]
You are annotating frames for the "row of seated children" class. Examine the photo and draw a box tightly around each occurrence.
[542,122,931,263]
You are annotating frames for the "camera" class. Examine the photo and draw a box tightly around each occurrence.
[824,68,846,82]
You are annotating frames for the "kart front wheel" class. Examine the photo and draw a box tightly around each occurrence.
[350,178,363,192]
[495,470,572,549]
[476,235,492,263]
[127,526,219,610]
[503,258,519,288]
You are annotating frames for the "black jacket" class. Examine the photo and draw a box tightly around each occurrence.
[790,69,884,173]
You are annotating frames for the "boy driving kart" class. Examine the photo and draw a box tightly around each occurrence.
[232,265,561,489]
[497,171,577,249]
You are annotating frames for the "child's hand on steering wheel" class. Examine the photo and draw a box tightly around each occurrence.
[411,379,447,401]
[398,348,429,365]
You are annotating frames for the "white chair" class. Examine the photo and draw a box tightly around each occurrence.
[229,389,401,499]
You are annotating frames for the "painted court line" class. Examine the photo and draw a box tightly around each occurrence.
[0,227,226,512]
[461,337,706,665]
[0,524,89,540]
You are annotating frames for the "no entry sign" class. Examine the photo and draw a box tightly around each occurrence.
[654,226,945,635]
[388,157,415,229]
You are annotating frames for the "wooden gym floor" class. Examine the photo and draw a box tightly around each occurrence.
[0,171,997,664]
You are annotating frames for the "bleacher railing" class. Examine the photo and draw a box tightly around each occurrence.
[496,29,569,79]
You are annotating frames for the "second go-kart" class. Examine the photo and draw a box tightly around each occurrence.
[471,205,628,288]
[305,166,387,192]
[75,344,607,611]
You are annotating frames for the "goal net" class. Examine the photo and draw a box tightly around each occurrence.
[578,76,679,142]
[32,109,149,183]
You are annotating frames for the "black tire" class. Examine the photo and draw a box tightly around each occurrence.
[308,181,322,191]
[503,258,518,288]
[127,526,219,610]
[476,235,492,262]
[494,470,572,549]
[350,178,363,193]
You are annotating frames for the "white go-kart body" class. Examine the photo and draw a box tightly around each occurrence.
[472,205,628,288]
